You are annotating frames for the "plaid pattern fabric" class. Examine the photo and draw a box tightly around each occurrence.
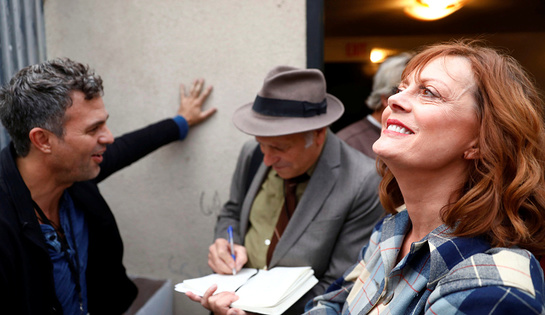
[304,210,545,314]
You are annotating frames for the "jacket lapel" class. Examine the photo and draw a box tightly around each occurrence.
[240,163,269,236]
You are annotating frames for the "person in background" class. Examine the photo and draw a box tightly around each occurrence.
[0,57,216,314]
[336,52,412,158]
[186,65,384,314]
[304,40,545,314]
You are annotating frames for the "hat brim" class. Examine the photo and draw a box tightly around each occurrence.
[232,94,345,137]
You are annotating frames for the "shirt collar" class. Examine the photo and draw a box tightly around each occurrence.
[384,210,491,285]
[366,115,382,129]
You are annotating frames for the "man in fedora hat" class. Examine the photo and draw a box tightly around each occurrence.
[187,65,384,314]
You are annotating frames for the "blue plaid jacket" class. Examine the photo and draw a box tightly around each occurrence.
[304,210,545,314]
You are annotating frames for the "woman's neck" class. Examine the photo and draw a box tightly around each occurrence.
[394,165,467,240]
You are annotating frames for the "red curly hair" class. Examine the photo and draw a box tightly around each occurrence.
[378,39,545,256]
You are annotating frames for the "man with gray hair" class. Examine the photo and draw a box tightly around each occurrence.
[187,65,384,315]
[337,53,413,158]
[0,58,215,314]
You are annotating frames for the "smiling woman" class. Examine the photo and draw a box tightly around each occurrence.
[305,39,545,315]
[374,55,480,175]
[378,41,545,252]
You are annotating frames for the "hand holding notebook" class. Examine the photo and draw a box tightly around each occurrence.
[175,266,318,315]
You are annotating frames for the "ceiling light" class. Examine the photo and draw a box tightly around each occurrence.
[405,0,468,21]
[370,48,397,63]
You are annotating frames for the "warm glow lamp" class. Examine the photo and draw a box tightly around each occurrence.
[370,48,397,63]
[405,0,468,21]
[370,49,387,63]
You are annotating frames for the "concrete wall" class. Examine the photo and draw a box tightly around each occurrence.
[44,1,307,313]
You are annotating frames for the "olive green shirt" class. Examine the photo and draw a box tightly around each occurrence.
[244,167,313,269]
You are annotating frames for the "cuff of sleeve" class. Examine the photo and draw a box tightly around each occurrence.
[172,115,189,140]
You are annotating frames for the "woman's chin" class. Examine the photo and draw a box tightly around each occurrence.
[372,140,392,159]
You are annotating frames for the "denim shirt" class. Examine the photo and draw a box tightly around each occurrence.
[40,191,89,314]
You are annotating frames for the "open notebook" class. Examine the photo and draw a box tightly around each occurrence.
[175,266,318,315]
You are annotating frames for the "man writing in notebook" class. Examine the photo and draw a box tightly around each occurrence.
[187,65,384,314]
[0,58,215,314]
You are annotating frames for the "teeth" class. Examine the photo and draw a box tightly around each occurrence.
[387,124,413,135]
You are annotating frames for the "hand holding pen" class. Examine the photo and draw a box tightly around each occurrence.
[207,229,248,275]
[228,226,237,275]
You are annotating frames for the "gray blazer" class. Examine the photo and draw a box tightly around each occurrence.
[215,132,384,313]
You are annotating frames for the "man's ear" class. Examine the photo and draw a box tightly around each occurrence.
[314,127,327,147]
[28,127,53,154]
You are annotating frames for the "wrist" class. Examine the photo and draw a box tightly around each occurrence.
[172,115,189,140]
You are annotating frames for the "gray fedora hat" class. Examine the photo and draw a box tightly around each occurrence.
[232,65,344,136]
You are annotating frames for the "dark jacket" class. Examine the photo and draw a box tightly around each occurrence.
[0,119,180,314]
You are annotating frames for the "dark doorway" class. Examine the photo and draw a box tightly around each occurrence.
[310,0,545,131]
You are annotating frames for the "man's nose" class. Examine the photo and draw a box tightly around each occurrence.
[261,149,279,166]
[99,125,115,144]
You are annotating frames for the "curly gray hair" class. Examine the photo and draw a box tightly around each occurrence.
[366,52,413,111]
[0,58,103,156]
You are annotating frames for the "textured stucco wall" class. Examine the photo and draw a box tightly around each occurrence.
[44,1,306,313]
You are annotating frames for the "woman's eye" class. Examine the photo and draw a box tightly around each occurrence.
[420,87,436,97]
[391,87,402,94]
